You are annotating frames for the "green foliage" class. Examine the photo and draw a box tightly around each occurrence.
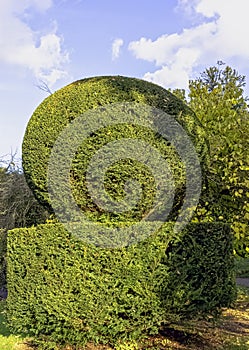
[162,223,237,317]
[173,62,249,257]
[14,74,236,348]
[0,300,33,350]
[22,76,208,223]
[0,157,49,295]
[0,230,6,292]
[7,222,236,347]
[235,257,249,278]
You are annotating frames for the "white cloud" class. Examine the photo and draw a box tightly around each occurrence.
[0,0,69,85]
[175,0,200,17]
[144,48,200,89]
[195,0,220,18]
[112,38,124,60]
[0,0,53,15]
[129,0,249,89]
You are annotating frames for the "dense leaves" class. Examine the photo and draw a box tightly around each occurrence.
[173,62,249,257]
[5,74,237,348]
[7,222,236,347]
[0,155,49,293]
[22,75,208,223]
[0,229,6,294]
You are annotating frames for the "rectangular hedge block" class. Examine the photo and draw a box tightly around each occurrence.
[7,222,236,347]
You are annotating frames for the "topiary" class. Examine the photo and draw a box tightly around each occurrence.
[8,76,237,347]
[0,229,7,298]
[22,76,208,226]
[7,222,236,346]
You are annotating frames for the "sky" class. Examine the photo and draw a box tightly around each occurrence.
[1,0,249,159]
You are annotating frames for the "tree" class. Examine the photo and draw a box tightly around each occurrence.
[0,154,49,231]
[0,154,50,297]
[174,62,249,256]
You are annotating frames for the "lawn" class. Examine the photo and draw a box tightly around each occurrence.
[1,285,249,350]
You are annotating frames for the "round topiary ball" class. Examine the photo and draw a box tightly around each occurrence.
[22,76,208,224]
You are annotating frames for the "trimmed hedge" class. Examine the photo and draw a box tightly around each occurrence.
[14,75,235,349]
[7,222,236,347]
[0,229,6,293]
[22,76,208,222]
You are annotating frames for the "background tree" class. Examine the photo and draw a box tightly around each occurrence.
[0,153,50,297]
[0,154,49,230]
[174,62,249,256]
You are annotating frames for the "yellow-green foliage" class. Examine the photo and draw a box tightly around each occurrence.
[8,75,237,348]
[188,66,249,257]
[0,229,6,290]
[22,76,208,223]
[7,222,236,347]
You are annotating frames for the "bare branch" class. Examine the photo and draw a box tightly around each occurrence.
[35,80,53,95]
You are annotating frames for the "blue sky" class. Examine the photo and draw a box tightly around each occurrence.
[1,0,249,158]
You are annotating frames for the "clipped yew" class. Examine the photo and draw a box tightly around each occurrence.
[7,76,236,348]
[22,76,208,223]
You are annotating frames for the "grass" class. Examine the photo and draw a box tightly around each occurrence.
[1,285,249,350]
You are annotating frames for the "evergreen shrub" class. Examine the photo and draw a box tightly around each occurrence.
[7,222,236,347]
[0,229,6,293]
[7,75,236,348]
[22,76,208,223]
